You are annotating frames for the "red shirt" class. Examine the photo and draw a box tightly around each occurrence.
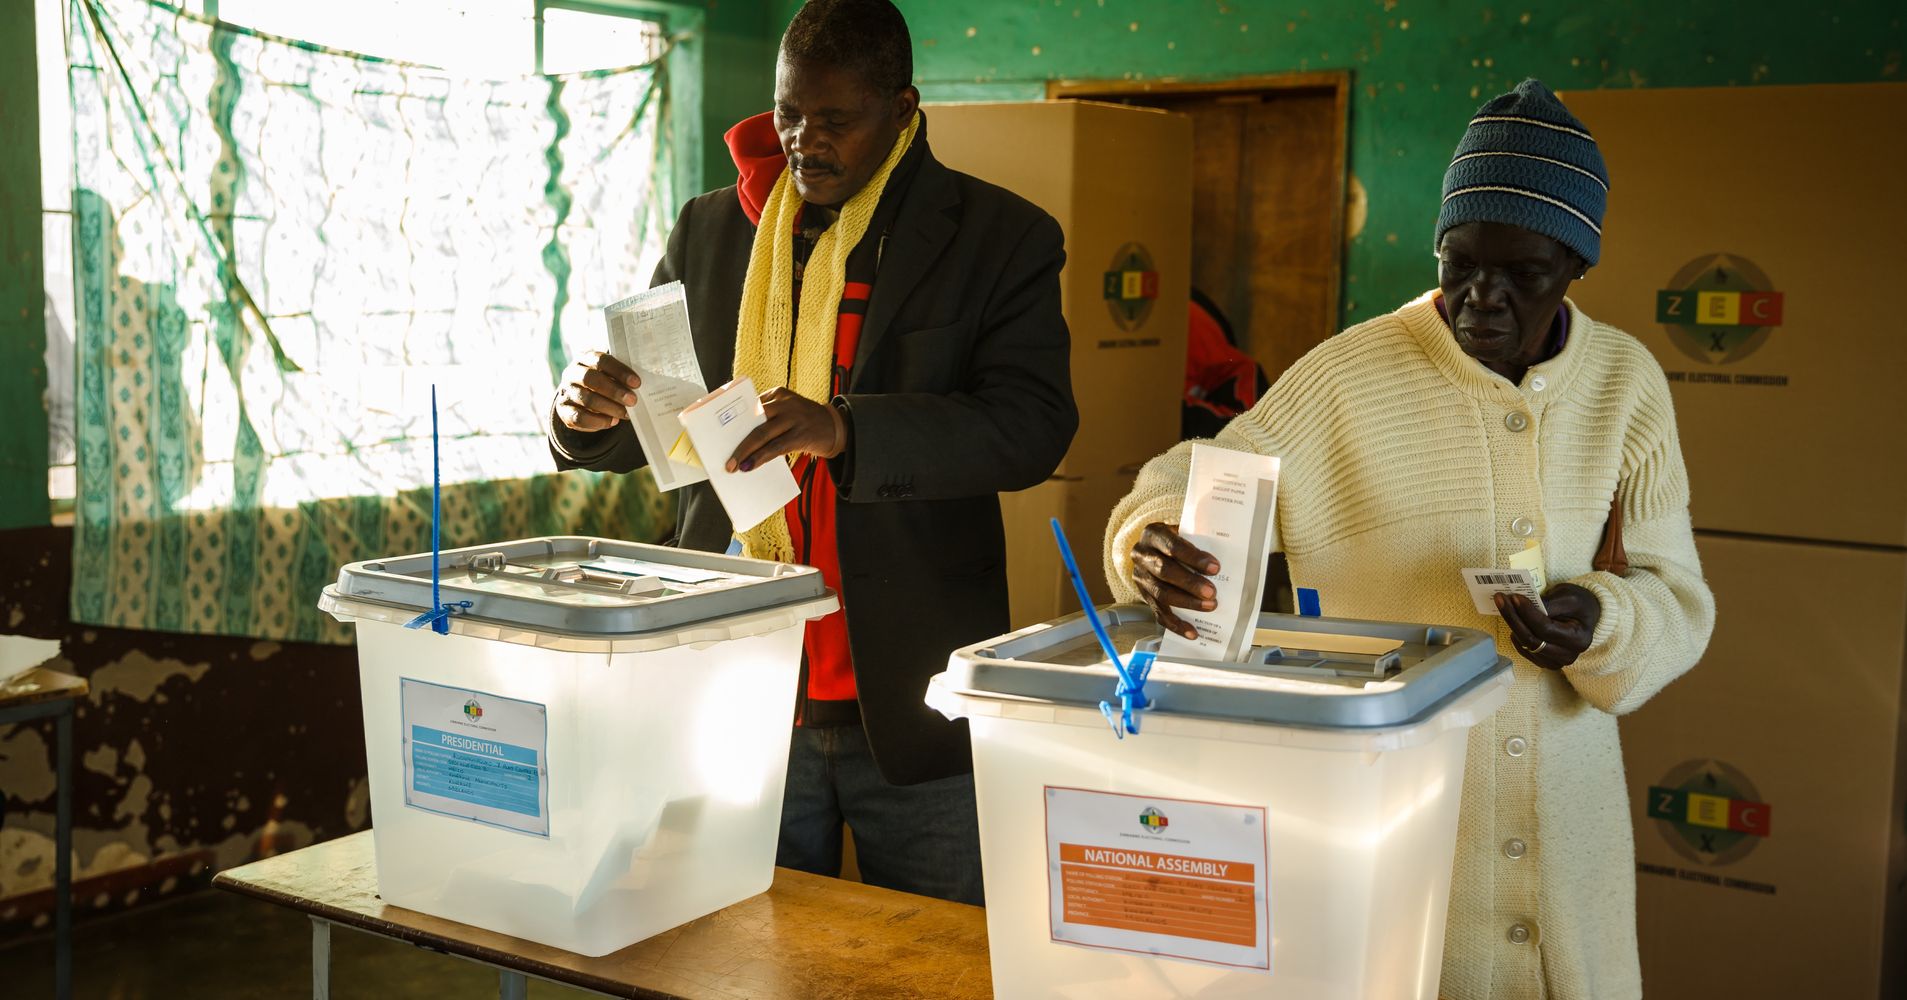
[784,283,868,703]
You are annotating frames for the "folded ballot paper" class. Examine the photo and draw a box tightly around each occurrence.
[1159,444,1281,664]
[676,378,801,533]
[603,282,708,491]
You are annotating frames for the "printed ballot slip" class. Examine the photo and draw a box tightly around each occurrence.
[676,378,800,533]
[1160,444,1280,664]
[1460,567,1548,616]
[603,282,708,491]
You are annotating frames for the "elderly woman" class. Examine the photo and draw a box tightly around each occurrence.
[1104,79,1715,1000]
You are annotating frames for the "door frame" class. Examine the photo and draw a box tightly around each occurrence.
[1045,71,1353,338]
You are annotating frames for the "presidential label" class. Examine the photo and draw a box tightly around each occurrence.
[400,678,550,837]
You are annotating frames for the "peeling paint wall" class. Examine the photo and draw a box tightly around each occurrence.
[766,0,1904,325]
[0,527,360,938]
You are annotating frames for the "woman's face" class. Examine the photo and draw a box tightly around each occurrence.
[1437,222,1582,378]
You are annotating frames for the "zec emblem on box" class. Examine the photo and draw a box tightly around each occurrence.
[1655,253,1784,365]
[1103,242,1160,332]
[1646,759,1773,866]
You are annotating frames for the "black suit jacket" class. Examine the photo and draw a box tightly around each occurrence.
[550,135,1077,785]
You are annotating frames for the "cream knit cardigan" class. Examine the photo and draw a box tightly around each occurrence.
[1104,292,1715,1000]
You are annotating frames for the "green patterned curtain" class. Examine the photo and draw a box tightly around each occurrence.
[67,0,675,643]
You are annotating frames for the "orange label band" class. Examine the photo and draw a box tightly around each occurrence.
[1059,862,1257,947]
[1059,842,1256,883]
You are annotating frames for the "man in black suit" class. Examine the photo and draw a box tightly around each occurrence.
[547,0,1075,905]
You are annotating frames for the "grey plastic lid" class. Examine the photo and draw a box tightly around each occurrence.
[944,604,1510,730]
[320,536,830,638]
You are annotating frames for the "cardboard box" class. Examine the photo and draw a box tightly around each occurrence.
[1619,531,1907,998]
[928,101,1193,479]
[1001,468,1144,630]
[1560,84,1907,547]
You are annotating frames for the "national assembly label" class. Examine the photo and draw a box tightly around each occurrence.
[400,678,550,837]
[1045,786,1271,972]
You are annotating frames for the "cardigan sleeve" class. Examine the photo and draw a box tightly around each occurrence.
[1561,365,1716,715]
[1104,395,1286,602]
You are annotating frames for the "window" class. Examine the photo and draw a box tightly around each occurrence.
[49,0,680,641]
[38,0,77,511]
[38,0,669,514]
[541,5,669,75]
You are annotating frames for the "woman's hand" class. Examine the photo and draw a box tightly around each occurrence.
[1130,522,1219,641]
[1495,583,1602,668]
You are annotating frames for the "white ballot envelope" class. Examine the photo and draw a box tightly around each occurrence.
[603,282,708,491]
[1160,444,1281,664]
[676,378,801,533]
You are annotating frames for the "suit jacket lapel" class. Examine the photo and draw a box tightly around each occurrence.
[852,152,960,389]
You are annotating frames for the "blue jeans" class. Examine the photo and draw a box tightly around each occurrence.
[776,724,985,906]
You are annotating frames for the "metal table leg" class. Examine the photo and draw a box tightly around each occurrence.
[311,917,332,1000]
[498,969,529,1000]
[54,704,72,1000]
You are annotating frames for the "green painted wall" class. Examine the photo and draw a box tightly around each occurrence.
[696,0,779,193]
[0,0,48,529]
[770,0,1903,325]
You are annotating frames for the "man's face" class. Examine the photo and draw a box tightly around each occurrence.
[1437,221,1582,376]
[773,55,917,208]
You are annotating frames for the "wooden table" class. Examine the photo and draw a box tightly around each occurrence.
[0,667,88,1000]
[214,830,993,999]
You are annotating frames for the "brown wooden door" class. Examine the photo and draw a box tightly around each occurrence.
[1051,76,1349,385]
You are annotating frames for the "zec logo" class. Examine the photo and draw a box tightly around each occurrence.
[1102,242,1160,332]
[1655,253,1784,365]
[1138,807,1169,833]
[1646,759,1772,866]
[463,698,483,722]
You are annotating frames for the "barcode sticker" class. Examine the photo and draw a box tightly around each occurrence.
[1460,567,1547,616]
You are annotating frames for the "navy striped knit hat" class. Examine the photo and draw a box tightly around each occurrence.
[1436,78,1610,266]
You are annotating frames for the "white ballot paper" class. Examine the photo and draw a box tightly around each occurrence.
[1459,568,1549,616]
[603,282,708,491]
[1160,444,1280,664]
[676,378,801,533]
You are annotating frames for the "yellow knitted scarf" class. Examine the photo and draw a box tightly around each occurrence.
[731,111,920,562]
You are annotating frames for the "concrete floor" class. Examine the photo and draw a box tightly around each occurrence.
[0,888,596,999]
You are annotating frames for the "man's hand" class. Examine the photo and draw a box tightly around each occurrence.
[1129,522,1220,641]
[726,387,846,473]
[1495,583,1602,669]
[554,351,641,432]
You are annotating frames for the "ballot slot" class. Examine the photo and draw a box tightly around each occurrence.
[458,550,669,599]
[1140,635,1406,682]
